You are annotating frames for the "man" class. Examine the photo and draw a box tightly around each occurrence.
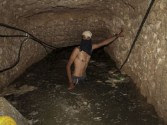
[66,30,123,90]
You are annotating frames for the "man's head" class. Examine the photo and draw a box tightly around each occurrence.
[80,31,92,56]
[82,31,92,40]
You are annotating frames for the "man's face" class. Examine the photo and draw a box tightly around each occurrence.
[82,35,91,40]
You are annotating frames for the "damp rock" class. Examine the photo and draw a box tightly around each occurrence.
[107,72,130,84]
[83,101,88,105]
[0,85,37,97]
[108,68,119,74]
[29,111,38,116]
[93,117,102,121]
[28,119,39,125]
[96,80,103,83]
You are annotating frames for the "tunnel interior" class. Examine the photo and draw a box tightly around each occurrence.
[0,0,167,124]
[4,47,165,125]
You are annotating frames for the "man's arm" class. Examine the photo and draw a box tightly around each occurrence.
[92,30,123,50]
[66,47,79,84]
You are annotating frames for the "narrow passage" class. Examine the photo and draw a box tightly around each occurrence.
[6,47,164,125]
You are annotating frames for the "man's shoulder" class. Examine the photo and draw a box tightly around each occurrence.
[73,46,80,51]
[72,47,80,54]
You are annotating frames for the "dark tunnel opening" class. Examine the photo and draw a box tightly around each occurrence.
[3,46,165,125]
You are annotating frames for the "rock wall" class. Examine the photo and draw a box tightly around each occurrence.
[105,0,167,122]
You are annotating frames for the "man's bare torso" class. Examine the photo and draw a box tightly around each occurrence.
[73,47,91,77]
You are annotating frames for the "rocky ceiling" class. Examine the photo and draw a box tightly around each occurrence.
[0,0,140,46]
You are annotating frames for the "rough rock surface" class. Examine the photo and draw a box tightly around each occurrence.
[0,97,29,125]
[0,0,167,123]
[105,0,167,122]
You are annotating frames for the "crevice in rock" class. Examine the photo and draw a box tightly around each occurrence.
[121,0,135,10]
[19,6,90,19]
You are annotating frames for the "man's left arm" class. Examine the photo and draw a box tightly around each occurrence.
[92,29,123,50]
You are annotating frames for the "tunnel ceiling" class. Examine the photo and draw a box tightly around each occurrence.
[0,0,140,46]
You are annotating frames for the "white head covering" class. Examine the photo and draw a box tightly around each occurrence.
[82,31,92,38]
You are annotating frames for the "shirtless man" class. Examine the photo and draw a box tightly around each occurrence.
[66,30,123,90]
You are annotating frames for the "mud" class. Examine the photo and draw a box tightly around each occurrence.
[6,47,165,125]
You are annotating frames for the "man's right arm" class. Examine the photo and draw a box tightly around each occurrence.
[66,47,79,84]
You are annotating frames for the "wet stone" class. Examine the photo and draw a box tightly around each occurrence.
[0,85,37,97]
[6,48,165,125]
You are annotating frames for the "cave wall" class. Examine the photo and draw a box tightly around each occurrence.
[0,0,167,122]
[0,0,110,87]
[105,0,167,121]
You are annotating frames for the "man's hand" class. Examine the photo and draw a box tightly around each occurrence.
[68,82,75,90]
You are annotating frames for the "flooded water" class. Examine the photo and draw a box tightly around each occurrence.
[6,47,165,125]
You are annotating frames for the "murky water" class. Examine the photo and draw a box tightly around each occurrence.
[6,47,165,125]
